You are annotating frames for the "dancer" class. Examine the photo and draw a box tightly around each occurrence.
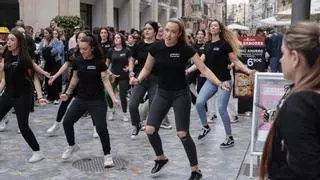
[60,35,118,168]
[106,33,132,121]
[131,18,229,180]
[46,31,88,136]
[260,22,320,179]
[0,29,44,163]
[129,21,161,138]
[186,19,254,147]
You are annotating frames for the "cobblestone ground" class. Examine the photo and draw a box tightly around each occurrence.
[0,99,253,180]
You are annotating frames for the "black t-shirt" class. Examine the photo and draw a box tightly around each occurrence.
[72,57,107,101]
[204,40,233,81]
[4,54,32,97]
[107,47,131,79]
[149,40,196,91]
[132,41,155,74]
[269,91,320,179]
[101,41,112,58]
[193,43,207,56]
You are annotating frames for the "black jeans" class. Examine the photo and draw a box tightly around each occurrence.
[0,91,40,151]
[106,78,130,113]
[147,88,198,166]
[63,98,111,155]
[129,75,157,127]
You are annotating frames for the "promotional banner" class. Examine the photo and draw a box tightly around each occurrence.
[234,36,267,99]
[251,73,290,154]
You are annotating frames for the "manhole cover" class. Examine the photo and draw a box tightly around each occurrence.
[242,163,258,177]
[72,156,128,172]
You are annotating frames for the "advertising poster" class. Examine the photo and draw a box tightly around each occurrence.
[234,36,267,98]
[251,73,290,154]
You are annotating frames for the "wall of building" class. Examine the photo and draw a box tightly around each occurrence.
[16,0,182,32]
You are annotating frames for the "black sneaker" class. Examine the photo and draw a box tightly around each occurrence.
[151,159,169,175]
[198,127,211,140]
[220,136,235,148]
[189,170,202,180]
[130,124,141,139]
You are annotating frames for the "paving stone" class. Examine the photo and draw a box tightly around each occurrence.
[0,99,254,179]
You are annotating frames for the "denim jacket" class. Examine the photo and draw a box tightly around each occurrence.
[39,38,64,62]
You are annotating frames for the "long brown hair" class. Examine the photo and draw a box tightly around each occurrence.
[167,18,186,43]
[260,22,320,179]
[5,28,34,72]
[208,19,240,56]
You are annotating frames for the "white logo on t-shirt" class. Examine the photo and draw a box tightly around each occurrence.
[87,65,96,70]
[213,47,220,51]
[170,53,180,58]
[120,53,126,57]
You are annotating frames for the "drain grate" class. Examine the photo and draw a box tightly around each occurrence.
[72,156,128,172]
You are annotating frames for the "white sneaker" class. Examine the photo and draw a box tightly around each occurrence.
[0,118,9,132]
[104,154,114,168]
[93,126,99,138]
[28,151,45,163]
[61,145,80,159]
[108,111,115,121]
[123,113,129,122]
[46,121,61,135]
[53,100,60,105]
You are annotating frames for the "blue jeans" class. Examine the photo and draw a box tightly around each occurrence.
[196,80,232,135]
[270,57,282,72]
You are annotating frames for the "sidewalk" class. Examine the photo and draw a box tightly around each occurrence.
[0,103,254,180]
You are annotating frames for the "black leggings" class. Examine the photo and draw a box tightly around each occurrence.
[0,91,40,151]
[106,78,130,113]
[129,76,157,126]
[147,88,198,166]
[63,98,111,155]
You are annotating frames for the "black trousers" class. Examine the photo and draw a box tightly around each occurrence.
[106,78,130,113]
[147,88,198,166]
[45,60,62,101]
[63,98,111,155]
[0,91,40,151]
[129,76,157,127]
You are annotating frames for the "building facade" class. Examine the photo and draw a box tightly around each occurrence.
[247,0,278,29]
[182,0,225,33]
[0,0,182,32]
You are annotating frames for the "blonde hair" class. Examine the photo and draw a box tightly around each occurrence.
[167,18,186,42]
[208,19,240,56]
[260,22,320,179]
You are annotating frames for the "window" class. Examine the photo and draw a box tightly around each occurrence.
[80,3,92,31]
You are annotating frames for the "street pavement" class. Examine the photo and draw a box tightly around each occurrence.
[0,99,257,180]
